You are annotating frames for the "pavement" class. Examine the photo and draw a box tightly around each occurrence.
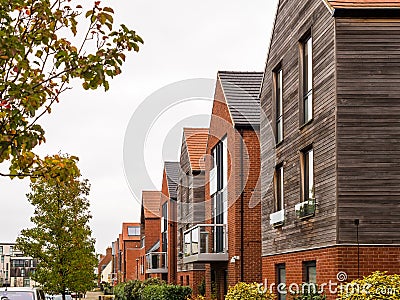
[85,291,104,300]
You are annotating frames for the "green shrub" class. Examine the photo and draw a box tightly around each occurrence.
[338,271,400,300]
[225,282,276,300]
[124,280,143,300]
[291,283,326,300]
[100,281,114,295]
[197,278,206,296]
[142,277,165,287]
[113,283,126,300]
[141,284,192,300]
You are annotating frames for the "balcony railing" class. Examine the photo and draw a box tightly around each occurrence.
[270,209,285,226]
[145,252,167,274]
[183,224,228,264]
[295,199,316,219]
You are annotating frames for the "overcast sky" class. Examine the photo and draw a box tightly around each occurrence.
[0,0,279,254]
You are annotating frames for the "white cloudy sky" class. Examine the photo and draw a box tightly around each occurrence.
[0,0,279,253]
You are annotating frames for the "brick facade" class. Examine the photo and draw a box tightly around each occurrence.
[177,270,206,296]
[203,74,263,299]
[262,245,400,300]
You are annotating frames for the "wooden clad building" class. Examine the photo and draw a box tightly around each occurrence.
[260,0,400,299]
[176,128,208,293]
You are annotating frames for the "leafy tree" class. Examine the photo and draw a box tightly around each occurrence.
[16,175,97,299]
[338,271,400,300]
[225,282,275,300]
[0,0,143,181]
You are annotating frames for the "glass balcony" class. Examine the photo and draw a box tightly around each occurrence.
[183,224,228,263]
[145,252,167,274]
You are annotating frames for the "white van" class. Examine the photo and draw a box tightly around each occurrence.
[0,287,46,300]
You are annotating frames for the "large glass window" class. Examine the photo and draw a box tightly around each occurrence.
[212,137,227,253]
[302,35,313,124]
[276,264,286,300]
[275,68,283,143]
[303,148,314,201]
[127,226,140,236]
[161,202,168,253]
[303,261,317,283]
[275,165,284,211]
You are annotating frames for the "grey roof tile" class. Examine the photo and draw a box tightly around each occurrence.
[218,71,263,127]
[164,161,180,199]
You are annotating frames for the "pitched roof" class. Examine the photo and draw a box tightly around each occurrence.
[326,0,400,9]
[183,128,209,171]
[164,161,180,199]
[218,71,264,127]
[142,191,161,219]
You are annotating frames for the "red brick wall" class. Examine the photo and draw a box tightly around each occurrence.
[124,241,142,281]
[144,218,161,253]
[205,78,262,298]
[262,245,400,300]
[177,270,206,296]
[161,169,178,284]
[138,247,146,281]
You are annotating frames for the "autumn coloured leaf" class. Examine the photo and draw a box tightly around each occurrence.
[0,0,143,181]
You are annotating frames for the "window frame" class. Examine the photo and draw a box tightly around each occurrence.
[300,30,313,126]
[303,260,317,284]
[301,147,314,202]
[274,164,284,212]
[127,226,141,237]
[274,65,284,144]
[276,263,286,300]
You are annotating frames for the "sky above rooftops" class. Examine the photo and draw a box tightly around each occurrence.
[0,0,279,254]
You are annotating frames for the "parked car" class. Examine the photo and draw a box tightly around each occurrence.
[0,287,45,300]
[51,295,72,300]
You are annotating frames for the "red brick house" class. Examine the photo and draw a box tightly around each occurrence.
[160,161,180,283]
[181,71,264,299]
[120,223,142,281]
[203,72,262,299]
[140,191,162,280]
[260,0,400,299]
[177,128,209,295]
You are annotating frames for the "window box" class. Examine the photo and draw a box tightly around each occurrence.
[270,209,285,226]
[295,199,316,219]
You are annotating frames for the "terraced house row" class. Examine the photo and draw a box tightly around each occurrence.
[101,0,400,299]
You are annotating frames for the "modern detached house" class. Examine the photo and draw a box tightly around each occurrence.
[157,161,180,283]
[261,0,400,298]
[177,128,209,295]
[139,191,162,280]
[183,71,264,300]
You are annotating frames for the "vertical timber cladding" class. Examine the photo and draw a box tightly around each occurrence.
[177,129,207,277]
[336,18,400,244]
[260,0,337,257]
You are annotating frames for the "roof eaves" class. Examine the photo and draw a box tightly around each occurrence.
[332,7,400,17]
[260,0,281,99]
[321,0,335,13]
